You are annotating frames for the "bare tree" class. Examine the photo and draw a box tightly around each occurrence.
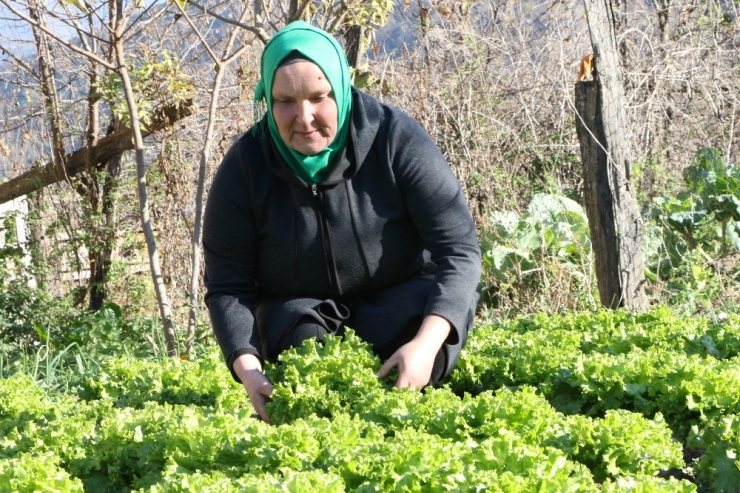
[111,0,179,355]
[173,1,252,355]
[0,0,185,354]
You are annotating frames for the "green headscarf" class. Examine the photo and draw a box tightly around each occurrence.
[254,21,352,184]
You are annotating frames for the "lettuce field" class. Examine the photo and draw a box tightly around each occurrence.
[1,307,739,491]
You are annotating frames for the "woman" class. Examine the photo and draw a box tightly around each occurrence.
[203,21,481,423]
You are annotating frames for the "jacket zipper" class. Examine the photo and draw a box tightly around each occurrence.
[312,184,342,296]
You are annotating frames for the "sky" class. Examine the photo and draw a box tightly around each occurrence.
[0,0,81,56]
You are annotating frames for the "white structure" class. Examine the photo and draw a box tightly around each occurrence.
[0,196,36,286]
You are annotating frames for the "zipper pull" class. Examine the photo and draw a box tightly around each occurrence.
[311,184,318,196]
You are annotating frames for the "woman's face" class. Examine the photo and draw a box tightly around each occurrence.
[271,61,338,155]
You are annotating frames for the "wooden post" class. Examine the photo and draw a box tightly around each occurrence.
[577,0,648,311]
[345,25,364,68]
[575,81,622,308]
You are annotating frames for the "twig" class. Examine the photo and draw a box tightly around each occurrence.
[0,0,116,70]
[187,0,270,44]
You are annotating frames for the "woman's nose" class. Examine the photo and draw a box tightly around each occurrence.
[294,101,313,124]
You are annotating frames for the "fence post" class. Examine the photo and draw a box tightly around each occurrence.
[577,0,648,311]
[575,81,621,308]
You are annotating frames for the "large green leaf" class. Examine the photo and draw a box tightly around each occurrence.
[726,221,740,251]
[527,193,587,223]
[487,210,520,240]
[710,194,740,222]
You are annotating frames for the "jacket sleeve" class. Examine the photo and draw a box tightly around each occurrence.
[202,140,262,379]
[387,112,482,344]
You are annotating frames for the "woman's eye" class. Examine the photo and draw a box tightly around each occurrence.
[312,93,333,103]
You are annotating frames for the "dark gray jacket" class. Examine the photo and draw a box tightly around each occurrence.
[203,88,481,372]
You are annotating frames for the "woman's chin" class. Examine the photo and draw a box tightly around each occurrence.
[290,143,329,155]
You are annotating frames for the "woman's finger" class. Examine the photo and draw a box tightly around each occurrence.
[250,392,272,424]
[248,379,274,424]
[377,355,398,378]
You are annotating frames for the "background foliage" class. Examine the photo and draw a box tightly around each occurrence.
[0,0,737,337]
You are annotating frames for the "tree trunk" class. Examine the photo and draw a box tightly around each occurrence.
[581,0,648,311]
[187,69,223,353]
[181,3,252,355]
[22,192,44,289]
[114,14,178,356]
[84,59,105,311]
[88,151,122,311]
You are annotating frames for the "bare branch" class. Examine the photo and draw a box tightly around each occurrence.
[220,3,253,61]
[58,1,95,53]
[174,1,220,65]
[0,0,117,69]
[0,42,39,81]
[291,0,312,22]
[124,1,172,41]
[187,0,270,44]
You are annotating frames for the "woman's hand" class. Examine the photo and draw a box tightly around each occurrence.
[377,315,451,390]
[232,353,274,424]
